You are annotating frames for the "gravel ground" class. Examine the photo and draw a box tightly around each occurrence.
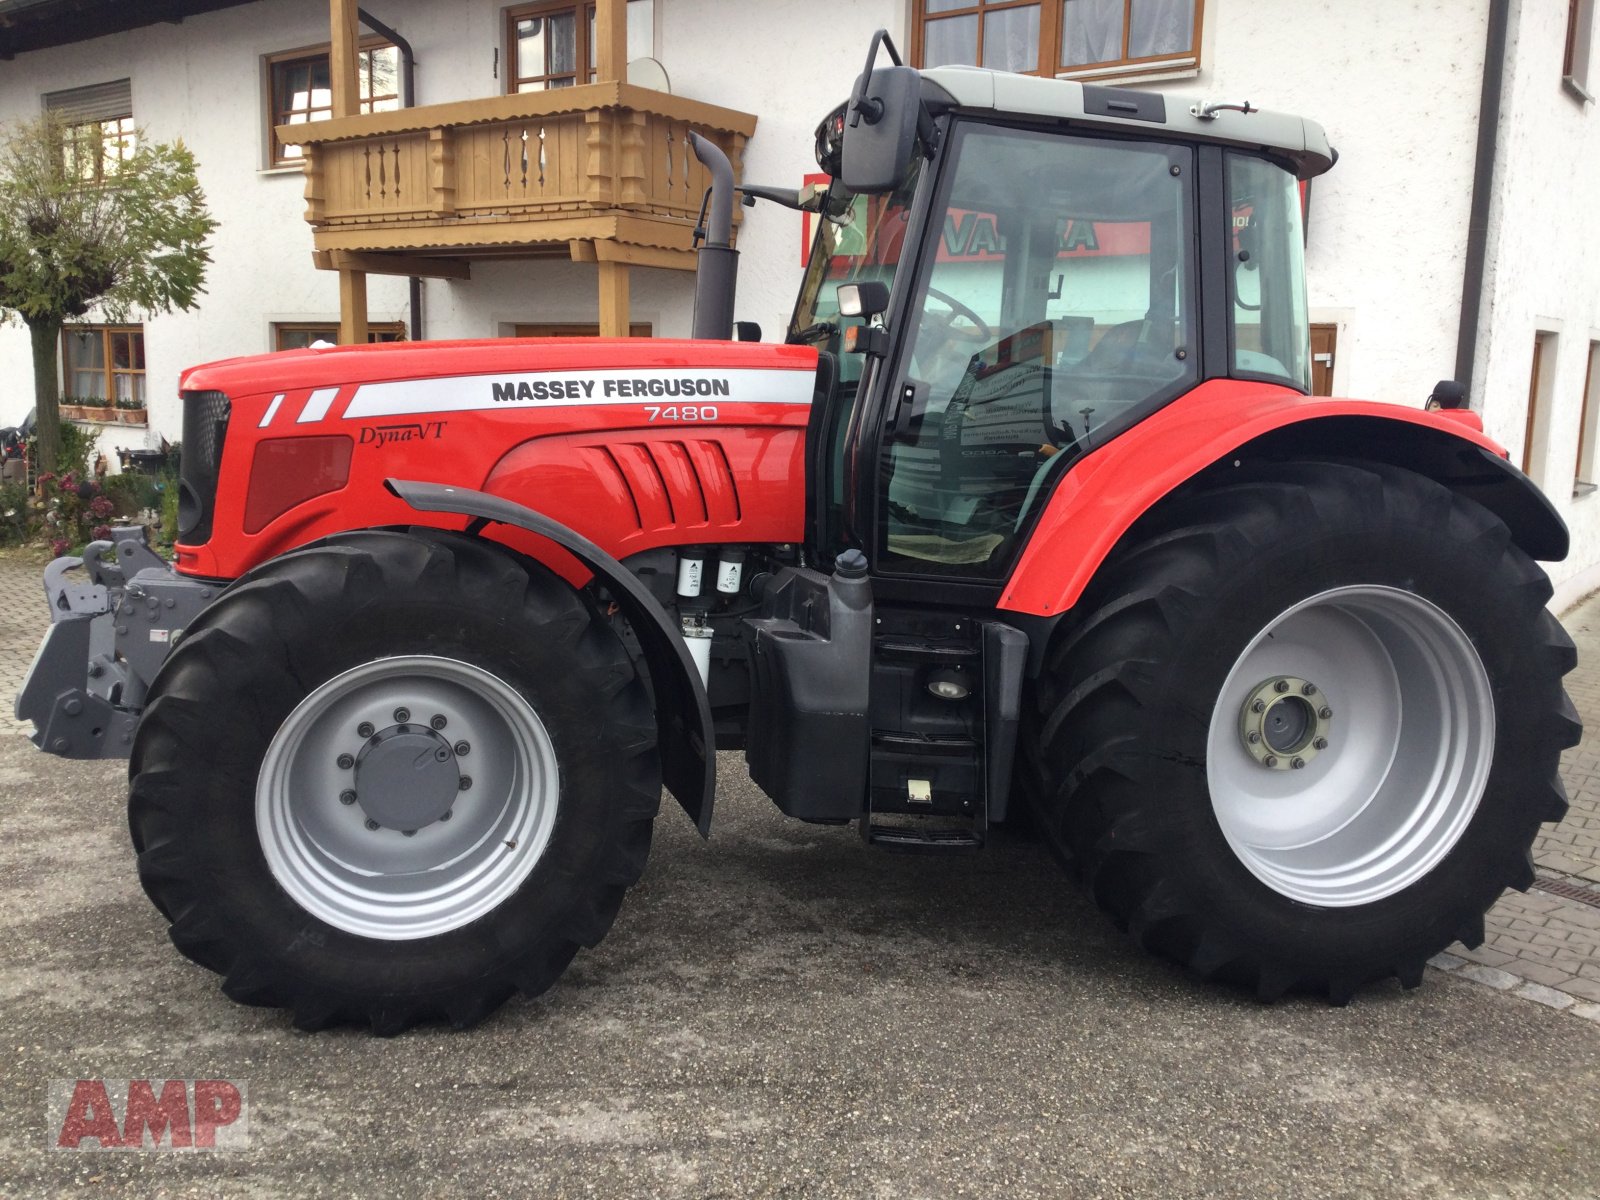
[1,733,1597,1198]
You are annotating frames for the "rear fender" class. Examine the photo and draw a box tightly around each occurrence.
[1001,381,1568,618]
[386,478,714,835]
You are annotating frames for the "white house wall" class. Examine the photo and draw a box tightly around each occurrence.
[1477,0,1600,607]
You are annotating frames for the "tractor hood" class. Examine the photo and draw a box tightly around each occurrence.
[180,337,819,402]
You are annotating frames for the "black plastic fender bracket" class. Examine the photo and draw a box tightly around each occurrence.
[384,477,716,836]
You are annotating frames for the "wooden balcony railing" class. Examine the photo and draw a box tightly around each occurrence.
[282,82,757,262]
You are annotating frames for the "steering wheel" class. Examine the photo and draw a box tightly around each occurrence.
[924,286,993,344]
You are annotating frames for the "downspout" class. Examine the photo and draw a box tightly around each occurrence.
[1454,0,1511,397]
[358,7,423,342]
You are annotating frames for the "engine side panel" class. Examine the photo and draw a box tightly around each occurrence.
[173,339,817,579]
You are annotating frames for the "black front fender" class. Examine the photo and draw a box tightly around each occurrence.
[385,478,715,836]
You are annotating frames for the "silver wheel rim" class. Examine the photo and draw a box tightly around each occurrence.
[257,656,559,940]
[1205,586,1494,907]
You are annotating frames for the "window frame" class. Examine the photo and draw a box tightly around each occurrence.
[60,324,146,408]
[1565,0,1595,103]
[43,80,136,185]
[265,37,399,169]
[911,0,1204,82]
[1574,340,1600,496]
[503,0,654,94]
[273,321,406,351]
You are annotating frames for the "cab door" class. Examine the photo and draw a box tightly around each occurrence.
[866,122,1199,584]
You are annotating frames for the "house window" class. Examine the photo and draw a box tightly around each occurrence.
[273,321,406,351]
[268,42,400,166]
[914,0,1202,80]
[43,80,136,184]
[1565,0,1595,102]
[1575,341,1600,496]
[1523,331,1558,485]
[62,325,145,406]
[511,322,652,337]
[505,0,653,92]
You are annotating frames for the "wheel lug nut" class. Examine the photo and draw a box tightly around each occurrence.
[431,714,448,730]
[434,747,451,762]
[440,809,453,821]
[357,722,375,738]
[364,818,380,831]
[459,776,473,791]
[340,790,357,805]
[454,741,470,757]
[1302,682,1317,696]
[1274,680,1290,694]
[1313,737,1328,750]
[336,753,354,770]
[394,707,410,723]
[1251,699,1265,713]
[1291,757,1306,769]
[1247,731,1261,744]
[1264,755,1279,768]
[1319,706,1333,720]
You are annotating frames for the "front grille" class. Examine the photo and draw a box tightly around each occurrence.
[177,390,231,543]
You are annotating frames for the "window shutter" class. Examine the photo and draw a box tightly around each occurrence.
[43,79,133,123]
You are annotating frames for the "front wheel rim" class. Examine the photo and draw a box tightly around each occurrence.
[257,655,560,940]
[1205,586,1495,907]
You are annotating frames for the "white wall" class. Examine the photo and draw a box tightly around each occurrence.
[1477,0,1600,605]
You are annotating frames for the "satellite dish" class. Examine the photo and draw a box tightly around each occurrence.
[627,56,671,93]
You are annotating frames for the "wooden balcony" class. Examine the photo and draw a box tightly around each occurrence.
[285,83,755,274]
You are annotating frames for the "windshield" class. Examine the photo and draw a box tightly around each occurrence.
[788,151,926,380]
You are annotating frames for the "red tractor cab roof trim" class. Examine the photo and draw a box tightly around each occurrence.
[999,379,1528,617]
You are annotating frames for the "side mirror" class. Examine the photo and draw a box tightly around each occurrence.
[840,66,923,192]
[1426,380,1467,410]
[837,281,890,320]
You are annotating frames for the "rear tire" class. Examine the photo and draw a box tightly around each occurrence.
[129,529,660,1033]
[1028,461,1580,1002]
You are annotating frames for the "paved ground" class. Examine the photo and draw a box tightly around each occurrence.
[0,554,1597,1197]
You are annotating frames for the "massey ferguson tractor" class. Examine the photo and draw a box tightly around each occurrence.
[18,34,1580,1033]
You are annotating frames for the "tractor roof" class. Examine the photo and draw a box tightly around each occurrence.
[919,66,1335,180]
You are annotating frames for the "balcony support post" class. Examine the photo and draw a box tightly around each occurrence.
[595,0,627,85]
[597,260,630,338]
[339,266,369,345]
[328,0,361,118]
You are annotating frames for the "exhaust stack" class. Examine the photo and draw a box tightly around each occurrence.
[687,132,738,341]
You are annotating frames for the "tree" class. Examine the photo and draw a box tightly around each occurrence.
[0,113,215,473]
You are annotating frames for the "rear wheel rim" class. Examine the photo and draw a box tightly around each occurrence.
[1205,586,1494,907]
[256,655,559,940]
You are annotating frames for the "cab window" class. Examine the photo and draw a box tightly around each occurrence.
[878,123,1196,578]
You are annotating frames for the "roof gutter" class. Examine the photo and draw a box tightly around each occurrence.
[1454,0,1511,397]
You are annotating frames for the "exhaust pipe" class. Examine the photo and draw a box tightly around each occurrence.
[688,132,738,341]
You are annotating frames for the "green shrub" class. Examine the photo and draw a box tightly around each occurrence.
[102,471,160,517]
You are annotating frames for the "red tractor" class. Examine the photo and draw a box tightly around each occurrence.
[19,35,1579,1032]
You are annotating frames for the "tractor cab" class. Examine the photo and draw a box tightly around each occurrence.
[788,50,1326,586]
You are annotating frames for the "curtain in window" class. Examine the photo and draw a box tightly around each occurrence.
[1128,0,1194,58]
[982,5,1041,71]
[1062,0,1193,66]
[1061,0,1122,67]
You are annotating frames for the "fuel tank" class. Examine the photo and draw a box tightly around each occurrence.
[174,338,820,579]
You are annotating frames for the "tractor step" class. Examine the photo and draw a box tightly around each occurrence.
[865,818,985,853]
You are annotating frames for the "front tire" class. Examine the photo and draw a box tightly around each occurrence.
[129,529,660,1033]
[1029,461,1580,1002]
